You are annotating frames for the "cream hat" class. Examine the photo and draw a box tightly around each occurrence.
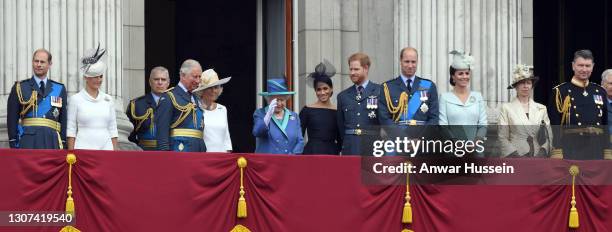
[193,69,231,94]
[507,64,538,89]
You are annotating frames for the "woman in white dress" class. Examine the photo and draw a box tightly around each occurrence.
[193,69,232,152]
[439,51,488,142]
[498,64,552,157]
[66,45,118,150]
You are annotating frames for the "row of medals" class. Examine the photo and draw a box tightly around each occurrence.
[355,90,430,119]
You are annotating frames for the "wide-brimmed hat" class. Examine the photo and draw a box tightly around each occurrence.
[258,78,295,96]
[507,64,538,89]
[80,44,107,78]
[193,69,231,94]
[449,50,474,70]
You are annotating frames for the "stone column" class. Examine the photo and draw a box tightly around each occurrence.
[297,0,396,107]
[0,0,139,150]
[395,0,525,123]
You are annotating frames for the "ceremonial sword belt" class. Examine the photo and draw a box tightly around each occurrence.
[138,139,158,148]
[563,127,604,135]
[21,118,63,149]
[345,129,377,136]
[22,118,61,131]
[170,128,203,139]
[396,120,426,126]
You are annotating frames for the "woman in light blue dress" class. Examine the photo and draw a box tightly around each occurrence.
[439,51,488,143]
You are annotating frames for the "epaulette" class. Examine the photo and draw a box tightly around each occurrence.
[164,87,175,93]
[590,82,602,87]
[48,79,65,85]
[552,82,568,89]
[417,77,433,83]
[135,95,147,101]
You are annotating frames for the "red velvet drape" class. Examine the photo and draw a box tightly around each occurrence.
[0,149,610,232]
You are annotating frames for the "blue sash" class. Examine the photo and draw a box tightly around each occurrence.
[401,80,432,121]
[24,82,63,118]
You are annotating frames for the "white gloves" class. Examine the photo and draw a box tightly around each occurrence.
[263,98,278,127]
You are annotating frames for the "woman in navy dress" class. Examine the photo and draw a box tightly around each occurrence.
[299,60,342,155]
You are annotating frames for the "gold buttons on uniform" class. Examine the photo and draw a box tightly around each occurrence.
[578,122,582,126]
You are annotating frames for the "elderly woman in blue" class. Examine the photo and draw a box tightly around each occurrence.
[439,51,488,142]
[253,78,304,154]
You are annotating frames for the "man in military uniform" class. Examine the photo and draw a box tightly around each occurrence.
[379,47,439,126]
[156,59,206,152]
[6,49,67,149]
[337,52,381,155]
[549,49,609,160]
[126,66,170,150]
[378,47,439,156]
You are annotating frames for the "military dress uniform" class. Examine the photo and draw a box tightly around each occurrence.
[6,77,67,149]
[377,76,439,155]
[379,76,439,126]
[337,81,381,155]
[126,93,160,150]
[549,79,609,160]
[156,85,206,152]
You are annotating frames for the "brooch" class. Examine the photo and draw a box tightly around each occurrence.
[420,103,429,113]
[368,111,377,119]
[52,108,60,119]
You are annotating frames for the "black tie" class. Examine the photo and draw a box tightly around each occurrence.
[39,81,45,95]
[357,86,364,96]
[406,79,412,93]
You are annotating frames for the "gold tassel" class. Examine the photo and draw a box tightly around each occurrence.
[60,153,81,232]
[568,165,579,229]
[402,162,412,224]
[237,157,248,218]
